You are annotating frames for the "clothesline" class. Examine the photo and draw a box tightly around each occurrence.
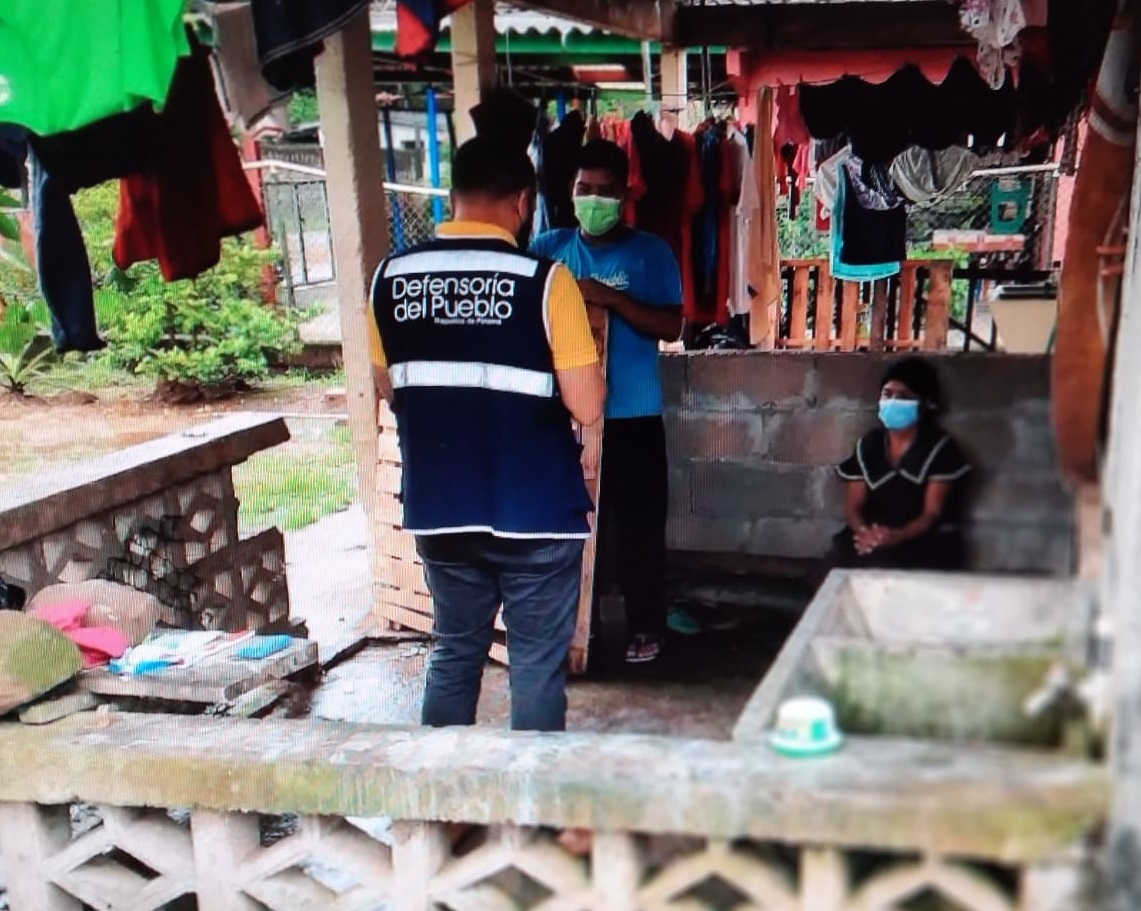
[242,159,452,197]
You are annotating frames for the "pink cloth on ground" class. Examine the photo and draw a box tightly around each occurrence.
[31,600,130,669]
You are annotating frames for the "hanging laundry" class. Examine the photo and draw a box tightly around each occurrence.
[602,118,646,226]
[728,128,759,321]
[210,2,294,131]
[747,88,782,346]
[17,107,164,353]
[250,0,371,93]
[799,59,1019,164]
[529,108,552,243]
[693,123,726,322]
[957,0,1027,89]
[843,156,907,212]
[114,41,265,283]
[541,110,586,230]
[891,146,979,206]
[396,0,473,58]
[0,0,188,137]
[630,113,705,323]
[831,171,904,283]
[0,126,28,191]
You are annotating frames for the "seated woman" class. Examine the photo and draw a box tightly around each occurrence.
[830,358,972,572]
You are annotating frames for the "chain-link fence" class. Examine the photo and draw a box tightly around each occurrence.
[263,175,450,305]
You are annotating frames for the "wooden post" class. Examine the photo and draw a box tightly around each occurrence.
[789,265,810,346]
[451,0,497,144]
[924,261,952,350]
[897,262,917,347]
[814,261,834,350]
[839,281,859,350]
[314,12,389,614]
[869,278,889,352]
[660,47,687,113]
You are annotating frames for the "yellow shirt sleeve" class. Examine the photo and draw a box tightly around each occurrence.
[547,265,600,370]
[368,314,387,368]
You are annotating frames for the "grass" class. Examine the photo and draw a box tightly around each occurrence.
[233,422,358,536]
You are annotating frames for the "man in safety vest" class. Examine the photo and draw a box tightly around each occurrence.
[369,135,605,732]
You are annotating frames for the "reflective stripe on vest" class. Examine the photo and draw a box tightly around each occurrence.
[389,360,555,398]
[384,249,540,278]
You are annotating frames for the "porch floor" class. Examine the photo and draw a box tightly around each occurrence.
[287,505,801,740]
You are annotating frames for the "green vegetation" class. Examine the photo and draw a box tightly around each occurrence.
[234,423,358,535]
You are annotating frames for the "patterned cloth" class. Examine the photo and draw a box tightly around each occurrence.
[957,0,1027,89]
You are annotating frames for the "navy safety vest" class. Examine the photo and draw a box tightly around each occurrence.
[372,234,593,538]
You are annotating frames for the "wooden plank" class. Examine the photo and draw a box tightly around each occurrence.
[377,555,430,596]
[839,280,860,351]
[228,681,290,718]
[377,463,402,496]
[376,493,404,526]
[924,261,953,350]
[79,641,319,705]
[869,278,889,352]
[568,313,608,676]
[381,585,435,617]
[789,265,811,345]
[374,602,436,637]
[813,263,835,350]
[897,263,917,345]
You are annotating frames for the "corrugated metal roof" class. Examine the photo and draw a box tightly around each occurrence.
[369,1,599,35]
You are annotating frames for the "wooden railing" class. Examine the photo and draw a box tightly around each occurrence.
[774,259,954,352]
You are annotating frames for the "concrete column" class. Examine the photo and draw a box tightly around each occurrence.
[1103,72,1141,911]
[660,48,687,113]
[314,12,388,601]
[450,0,497,144]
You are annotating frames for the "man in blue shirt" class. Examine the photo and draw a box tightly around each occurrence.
[532,140,683,664]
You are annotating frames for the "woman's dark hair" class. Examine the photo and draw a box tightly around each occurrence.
[577,139,629,189]
[881,357,944,413]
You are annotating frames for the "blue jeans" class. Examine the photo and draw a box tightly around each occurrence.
[416,533,584,732]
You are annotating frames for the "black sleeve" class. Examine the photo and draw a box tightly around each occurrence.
[836,438,864,481]
[928,436,971,481]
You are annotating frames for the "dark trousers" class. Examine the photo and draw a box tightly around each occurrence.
[597,416,669,639]
[416,533,584,732]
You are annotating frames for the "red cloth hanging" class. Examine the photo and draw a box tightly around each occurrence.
[113,42,264,282]
[395,0,471,57]
[610,119,646,226]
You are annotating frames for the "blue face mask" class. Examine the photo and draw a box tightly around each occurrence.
[879,398,920,430]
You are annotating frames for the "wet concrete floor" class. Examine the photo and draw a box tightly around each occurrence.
[296,604,800,740]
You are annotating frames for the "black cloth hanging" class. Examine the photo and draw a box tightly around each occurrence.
[540,110,586,230]
[250,0,371,93]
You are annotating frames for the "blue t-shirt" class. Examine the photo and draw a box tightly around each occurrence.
[531,228,682,420]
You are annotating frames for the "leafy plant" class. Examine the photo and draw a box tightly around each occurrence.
[0,301,54,394]
[98,238,301,401]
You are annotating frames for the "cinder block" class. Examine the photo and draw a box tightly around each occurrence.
[807,354,887,410]
[691,462,832,519]
[665,514,837,559]
[938,355,1051,413]
[970,472,1076,525]
[763,410,873,466]
[664,410,765,463]
[659,354,687,408]
[683,352,811,412]
[966,523,1075,575]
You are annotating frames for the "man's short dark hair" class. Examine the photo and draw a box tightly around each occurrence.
[577,140,629,189]
[452,135,535,198]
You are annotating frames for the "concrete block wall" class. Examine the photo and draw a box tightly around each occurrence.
[662,352,1075,575]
